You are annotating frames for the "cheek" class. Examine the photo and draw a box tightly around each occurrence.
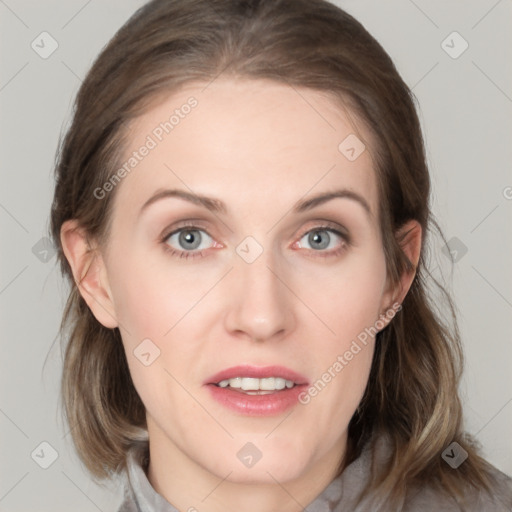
[300,246,385,414]
[107,253,213,401]
[305,246,387,338]
[108,250,209,342]
[302,332,375,438]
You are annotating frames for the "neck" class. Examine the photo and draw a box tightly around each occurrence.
[146,425,348,512]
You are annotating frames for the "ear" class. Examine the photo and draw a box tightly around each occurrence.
[379,219,422,325]
[60,219,119,329]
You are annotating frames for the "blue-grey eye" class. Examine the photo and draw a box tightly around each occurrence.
[166,228,213,251]
[299,229,342,251]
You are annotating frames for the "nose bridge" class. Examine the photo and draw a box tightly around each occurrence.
[224,237,293,341]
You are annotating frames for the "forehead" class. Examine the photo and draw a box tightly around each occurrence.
[111,78,378,222]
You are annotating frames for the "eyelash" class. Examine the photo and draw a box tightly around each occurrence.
[159,221,350,260]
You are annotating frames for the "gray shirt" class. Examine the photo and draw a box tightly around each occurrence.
[116,435,512,511]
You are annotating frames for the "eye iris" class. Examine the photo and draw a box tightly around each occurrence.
[179,230,202,250]
[309,230,330,250]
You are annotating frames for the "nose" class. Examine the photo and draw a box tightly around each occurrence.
[223,245,295,343]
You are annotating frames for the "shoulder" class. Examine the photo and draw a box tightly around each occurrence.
[404,465,512,511]
[113,440,180,512]
[113,470,141,512]
[358,432,512,511]
[115,494,139,512]
[113,441,149,512]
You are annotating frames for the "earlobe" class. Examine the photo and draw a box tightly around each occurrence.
[60,219,119,329]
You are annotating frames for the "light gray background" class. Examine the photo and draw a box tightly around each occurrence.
[1,1,511,510]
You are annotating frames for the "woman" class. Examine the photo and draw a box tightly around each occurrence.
[50,0,512,510]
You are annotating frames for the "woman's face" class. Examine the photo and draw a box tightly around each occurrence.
[76,78,402,484]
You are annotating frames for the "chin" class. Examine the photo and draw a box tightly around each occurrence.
[203,450,310,485]
[225,465,305,485]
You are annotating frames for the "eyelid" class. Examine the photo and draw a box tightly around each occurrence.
[295,220,350,244]
[159,222,219,260]
[160,219,215,241]
[159,219,351,258]
[160,219,348,241]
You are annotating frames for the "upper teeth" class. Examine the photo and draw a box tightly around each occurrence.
[217,377,295,390]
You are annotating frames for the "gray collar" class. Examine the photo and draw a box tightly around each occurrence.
[117,434,389,512]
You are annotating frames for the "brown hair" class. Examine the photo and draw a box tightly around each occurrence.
[49,0,505,509]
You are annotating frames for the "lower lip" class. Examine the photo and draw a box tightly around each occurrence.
[205,384,308,416]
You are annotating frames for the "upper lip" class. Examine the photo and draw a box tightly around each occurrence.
[204,365,309,386]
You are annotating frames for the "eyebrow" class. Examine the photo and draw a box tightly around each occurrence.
[139,187,372,219]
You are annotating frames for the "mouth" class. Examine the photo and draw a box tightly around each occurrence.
[214,376,298,394]
[205,364,308,389]
[203,365,309,415]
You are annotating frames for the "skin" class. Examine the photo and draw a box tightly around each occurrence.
[61,78,421,512]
